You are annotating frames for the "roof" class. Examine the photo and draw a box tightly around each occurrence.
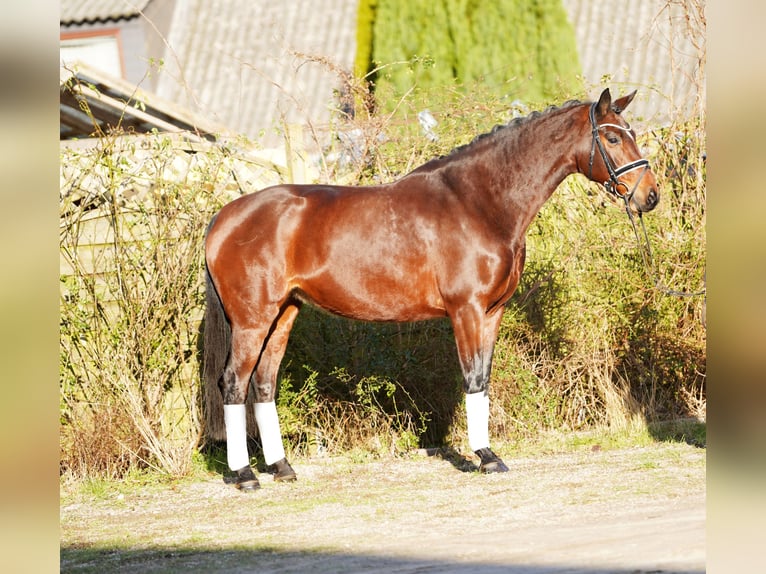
[153,0,358,147]
[60,0,153,26]
[60,60,230,142]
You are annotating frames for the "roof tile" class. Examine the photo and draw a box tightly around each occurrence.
[155,0,358,147]
[60,0,153,25]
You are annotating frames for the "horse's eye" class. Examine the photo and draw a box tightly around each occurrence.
[606,133,620,144]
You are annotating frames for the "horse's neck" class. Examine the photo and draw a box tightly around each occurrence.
[458,111,581,233]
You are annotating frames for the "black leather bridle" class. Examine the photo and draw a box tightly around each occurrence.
[587,102,650,212]
[587,103,705,299]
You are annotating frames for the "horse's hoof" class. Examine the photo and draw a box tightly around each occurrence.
[234,465,261,491]
[475,448,510,474]
[269,458,297,482]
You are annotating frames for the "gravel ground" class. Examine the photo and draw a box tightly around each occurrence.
[60,441,705,573]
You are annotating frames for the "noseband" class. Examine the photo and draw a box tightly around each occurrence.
[587,102,650,211]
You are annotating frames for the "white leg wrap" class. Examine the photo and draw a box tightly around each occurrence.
[465,391,490,452]
[254,401,286,465]
[223,404,250,471]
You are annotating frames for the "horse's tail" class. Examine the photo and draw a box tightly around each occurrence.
[202,261,230,442]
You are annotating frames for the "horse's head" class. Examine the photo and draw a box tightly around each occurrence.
[580,88,659,214]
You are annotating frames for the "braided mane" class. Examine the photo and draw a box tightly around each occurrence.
[416,99,584,169]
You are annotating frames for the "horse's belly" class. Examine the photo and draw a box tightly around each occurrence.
[293,265,446,323]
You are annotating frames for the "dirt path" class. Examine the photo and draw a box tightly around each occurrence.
[60,442,705,573]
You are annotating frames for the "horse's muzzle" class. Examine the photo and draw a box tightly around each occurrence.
[638,185,659,212]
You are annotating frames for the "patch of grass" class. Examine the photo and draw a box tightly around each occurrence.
[494,417,703,460]
[648,418,706,448]
[495,420,658,457]
[74,477,114,501]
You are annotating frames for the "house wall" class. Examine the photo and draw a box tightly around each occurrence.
[142,0,178,92]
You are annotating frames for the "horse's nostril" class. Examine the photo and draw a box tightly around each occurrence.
[648,187,658,206]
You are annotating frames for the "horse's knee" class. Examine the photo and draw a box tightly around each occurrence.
[463,377,488,394]
[462,361,490,394]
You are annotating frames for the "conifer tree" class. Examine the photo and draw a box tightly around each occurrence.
[360,0,582,108]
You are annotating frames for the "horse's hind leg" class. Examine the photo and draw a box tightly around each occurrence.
[252,301,301,482]
[220,325,271,491]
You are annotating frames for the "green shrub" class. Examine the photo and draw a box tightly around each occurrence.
[361,0,582,110]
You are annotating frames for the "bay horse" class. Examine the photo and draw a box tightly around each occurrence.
[203,88,659,491]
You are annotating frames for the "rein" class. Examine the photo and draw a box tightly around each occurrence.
[588,103,706,299]
[624,208,707,298]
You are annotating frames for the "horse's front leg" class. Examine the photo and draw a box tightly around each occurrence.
[450,305,509,473]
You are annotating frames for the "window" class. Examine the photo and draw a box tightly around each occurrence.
[61,31,124,78]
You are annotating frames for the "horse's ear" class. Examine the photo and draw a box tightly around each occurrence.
[596,88,611,119]
[612,90,637,114]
